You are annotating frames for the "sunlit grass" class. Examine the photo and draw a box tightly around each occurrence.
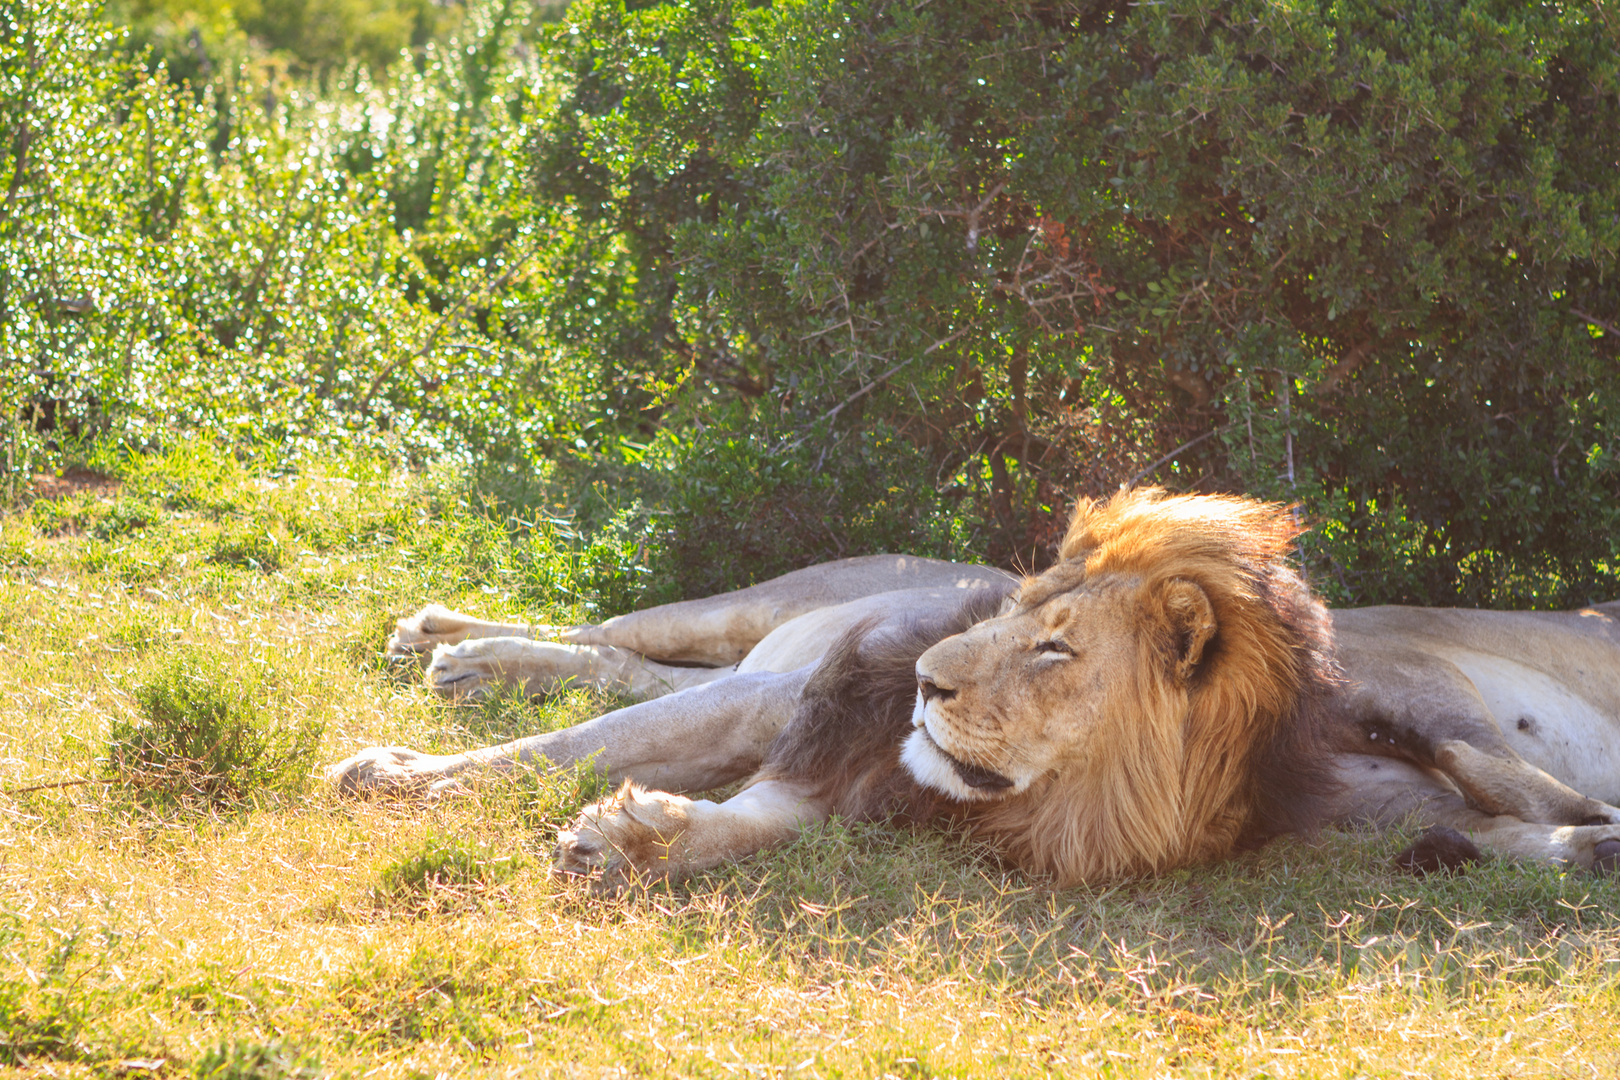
[3,446,1620,1076]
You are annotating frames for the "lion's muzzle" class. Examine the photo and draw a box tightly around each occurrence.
[925,728,1014,791]
[902,689,1016,800]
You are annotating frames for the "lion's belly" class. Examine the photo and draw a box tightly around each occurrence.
[1437,648,1620,803]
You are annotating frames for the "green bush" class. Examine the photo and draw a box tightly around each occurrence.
[2,0,570,485]
[106,648,322,806]
[533,0,1620,605]
[637,420,978,601]
[12,0,1620,607]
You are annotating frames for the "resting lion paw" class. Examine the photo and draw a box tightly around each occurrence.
[553,783,694,890]
[386,604,474,658]
[326,746,462,795]
[424,643,501,701]
[1564,824,1620,873]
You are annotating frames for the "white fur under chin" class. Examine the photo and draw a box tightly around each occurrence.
[901,728,982,800]
[902,694,1001,802]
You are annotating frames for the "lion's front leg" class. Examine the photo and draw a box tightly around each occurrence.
[327,745,474,795]
[331,667,812,798]
[554,779,828,889]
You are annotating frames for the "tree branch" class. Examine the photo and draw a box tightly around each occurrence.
[1120,426,1230,490]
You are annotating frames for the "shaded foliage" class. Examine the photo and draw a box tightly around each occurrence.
[536,0,1620,604]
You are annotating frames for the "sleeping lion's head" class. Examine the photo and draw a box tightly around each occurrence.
[901,487,1338,883]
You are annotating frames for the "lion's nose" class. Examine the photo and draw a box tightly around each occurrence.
[918,676,956,703]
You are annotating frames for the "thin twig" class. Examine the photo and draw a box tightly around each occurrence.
[1573,307,1620,338]
[789,327,971,449]
[1120,426,1230,490]
[2,777,110,796]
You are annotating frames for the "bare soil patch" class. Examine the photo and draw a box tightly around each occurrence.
[30,467,121,501]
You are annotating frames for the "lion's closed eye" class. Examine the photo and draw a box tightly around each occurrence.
[1035,638,1074,658]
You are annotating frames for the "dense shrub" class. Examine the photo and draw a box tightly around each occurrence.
[535,0,1620,605]
[1,0,572,489]
[8,0,1619,607]
[106,648,322,806]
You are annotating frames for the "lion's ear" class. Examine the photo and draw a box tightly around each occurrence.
[1149,578,1217,682]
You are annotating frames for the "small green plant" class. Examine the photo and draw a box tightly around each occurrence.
[376,832,522,900]
[105,649,322,807]
[192,1038,321,1080]
[207,527,286,572]
[0,920,92,1066]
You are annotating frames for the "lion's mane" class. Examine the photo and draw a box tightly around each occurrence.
[752,488,1341,885]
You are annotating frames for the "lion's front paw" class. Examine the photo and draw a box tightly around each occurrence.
[327,745,463,795]
[553,783,694,889]
[386,604,472,659]
[424,641,515,701]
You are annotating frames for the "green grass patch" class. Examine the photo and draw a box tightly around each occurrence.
[375,831,523,903]
[105,647,323,808]
[193,1038,321,1080]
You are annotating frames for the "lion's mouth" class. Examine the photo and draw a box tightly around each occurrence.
[919,728,1014,792]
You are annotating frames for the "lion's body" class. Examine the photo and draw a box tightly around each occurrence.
[333,491,1620,883]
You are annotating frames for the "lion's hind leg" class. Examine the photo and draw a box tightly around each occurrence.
[1333,754,1620,872]
[554,779,829,890]
[1430,738,1620,827]
[386,604,553,658]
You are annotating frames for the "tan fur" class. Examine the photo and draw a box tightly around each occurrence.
[908,489,1330,884]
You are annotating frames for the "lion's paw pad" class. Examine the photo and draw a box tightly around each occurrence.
[326,746,456,796]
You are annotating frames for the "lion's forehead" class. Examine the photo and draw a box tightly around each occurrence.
[1008,578,1142,632]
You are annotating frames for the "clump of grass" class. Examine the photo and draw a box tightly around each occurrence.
[376,832,523,903]
[207,526,285,572]
[105,648,322,808]
[30,495,158,540]
[0,920,128,1068]
[193,1038,320,1080]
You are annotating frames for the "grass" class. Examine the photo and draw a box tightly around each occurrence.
[3,443,1620,1076]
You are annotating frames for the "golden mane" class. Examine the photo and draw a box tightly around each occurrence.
[970,488,1337,884]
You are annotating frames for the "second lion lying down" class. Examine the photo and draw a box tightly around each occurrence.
[333,488,1620,885]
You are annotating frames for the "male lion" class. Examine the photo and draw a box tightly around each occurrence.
[332,488,1620,885]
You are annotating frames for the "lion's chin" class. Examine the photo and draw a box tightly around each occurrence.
[902,705,1018,802]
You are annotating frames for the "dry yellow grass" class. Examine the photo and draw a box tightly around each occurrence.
[3,446,1619,1077]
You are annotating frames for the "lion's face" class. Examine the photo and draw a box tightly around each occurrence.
[901,563,1218,803]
